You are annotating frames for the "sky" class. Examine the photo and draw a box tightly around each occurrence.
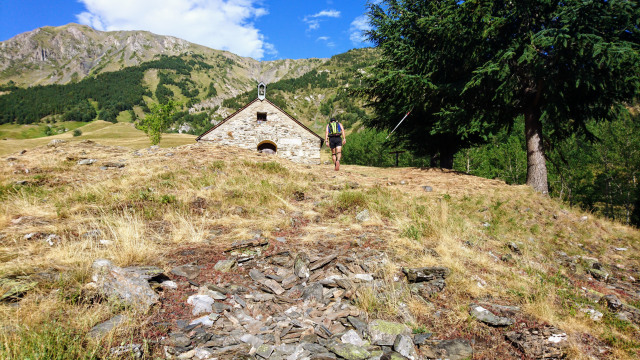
[0,0,374,60]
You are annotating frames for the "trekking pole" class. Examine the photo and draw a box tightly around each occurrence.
[386,109,412,139]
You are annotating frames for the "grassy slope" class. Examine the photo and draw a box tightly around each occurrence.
[0,141,638,358]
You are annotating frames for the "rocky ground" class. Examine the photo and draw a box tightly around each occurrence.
[1,141,639,359]
[87,234,639,359]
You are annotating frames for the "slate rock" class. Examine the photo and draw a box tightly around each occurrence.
[368,320,411,346]
[294,252,311,279]
[91,259,159,312]
[402,267,450,283]
[170,264,201,280]
[600,294,622,312]
[356,209,371,222]
[394,334,418,360]
[256,344,274,359]
[469,304,514,327]
[505,326,567,359]
[347,316,369,338]
[341,329,367,347]
[421,339,473,360]
[302,282,325,302]
[187,295,215,315]
[109,343,142,359]
[162,332,192,348]
[325,340,371,360]
[413,333,433,345]
[88,315,128,338]
[77,159,96,165]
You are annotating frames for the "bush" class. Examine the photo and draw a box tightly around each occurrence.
[72,129,82,137]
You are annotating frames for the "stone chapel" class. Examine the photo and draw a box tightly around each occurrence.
[196,83,323,164]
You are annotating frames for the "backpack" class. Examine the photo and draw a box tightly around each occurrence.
[328,122,342,136]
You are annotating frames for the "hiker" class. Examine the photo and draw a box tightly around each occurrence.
[325,117,346,171]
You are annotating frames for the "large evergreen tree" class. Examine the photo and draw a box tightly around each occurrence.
[363,0,640,193]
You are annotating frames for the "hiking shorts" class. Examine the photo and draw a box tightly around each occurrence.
[329,136,343,149]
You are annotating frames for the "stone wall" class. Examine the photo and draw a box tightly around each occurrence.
[198,100,322,164]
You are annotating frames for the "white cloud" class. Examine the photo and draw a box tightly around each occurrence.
[76,0,273,59]
[317,36,329,41]
[303,9,340,31]
[349,15,371,44]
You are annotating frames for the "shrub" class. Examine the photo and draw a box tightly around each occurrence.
[72,129,82,137]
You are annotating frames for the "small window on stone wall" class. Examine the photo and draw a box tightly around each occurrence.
[257,112,267,123]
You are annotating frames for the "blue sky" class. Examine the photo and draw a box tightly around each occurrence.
[0,0,373,60]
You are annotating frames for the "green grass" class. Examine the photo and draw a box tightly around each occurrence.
[0,322,100,360]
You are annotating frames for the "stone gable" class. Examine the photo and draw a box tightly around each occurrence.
[196,99,322,164]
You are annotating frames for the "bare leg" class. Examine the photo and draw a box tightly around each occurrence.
[331,148,337,165]
[335,146,342,171]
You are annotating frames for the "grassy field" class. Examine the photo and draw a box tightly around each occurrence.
[0,139,638,359]
[0,121,196,156]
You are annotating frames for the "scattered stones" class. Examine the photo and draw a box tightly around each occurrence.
[469,304,515,327]
[90,259,159,312]
[109,343,143,359]
[581,308,604,321]
[355,209,370,222]
[422,186,433,192]
[506,326,568,359]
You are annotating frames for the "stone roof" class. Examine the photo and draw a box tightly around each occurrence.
[195,98,324,143]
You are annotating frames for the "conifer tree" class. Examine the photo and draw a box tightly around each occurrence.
[363,0,640,193]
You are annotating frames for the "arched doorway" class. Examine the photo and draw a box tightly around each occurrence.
[257,140,277,154]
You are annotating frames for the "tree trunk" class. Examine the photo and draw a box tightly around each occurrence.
[524,107,549,194]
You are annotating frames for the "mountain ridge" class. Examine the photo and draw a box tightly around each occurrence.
[0,23,329,87]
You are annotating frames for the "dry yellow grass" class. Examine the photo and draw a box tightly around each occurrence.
[0,140,638,358]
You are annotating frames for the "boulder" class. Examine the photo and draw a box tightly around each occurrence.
[91,259,159,312]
